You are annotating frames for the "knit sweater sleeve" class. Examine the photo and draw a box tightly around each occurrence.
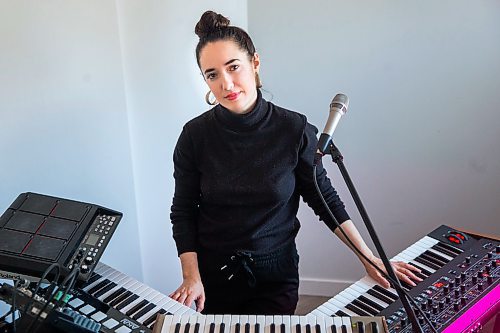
[170,125,200,255]
[295,119,350,231]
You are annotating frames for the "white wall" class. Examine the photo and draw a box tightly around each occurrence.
[0,0,142,301]
[249,1,500,295]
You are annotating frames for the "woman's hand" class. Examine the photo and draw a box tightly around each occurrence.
[169,278,205,312]
[364,256,423,289]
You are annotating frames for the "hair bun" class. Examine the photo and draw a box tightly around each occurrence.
[195,11,230,38]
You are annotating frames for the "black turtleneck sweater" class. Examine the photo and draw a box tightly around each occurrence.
[170,90,350,256]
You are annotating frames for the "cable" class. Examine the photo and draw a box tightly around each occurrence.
[26,265,80,333]
[312,165,438,333]
[11,280,18,333]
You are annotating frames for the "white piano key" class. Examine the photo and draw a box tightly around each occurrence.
[160,312,174,333]
[264,315,274,333]
[256,315,266,333]
[136,296,176,323]
[341,317,352,333]
[333,317,343,333]
[222,314,232,333]
[204,314,215,333]
[168,314,183,333]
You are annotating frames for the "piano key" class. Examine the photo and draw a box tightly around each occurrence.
[143,308,167,328]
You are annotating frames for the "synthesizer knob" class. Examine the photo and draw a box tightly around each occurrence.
[427,298,433,307]
[490,261,496,269]
[446,295,452,303]
[485,265,491,273]
[432,305,439,314]
[455,275,461,284]
[488,252,494,259]
[461,272,467,280]
[439,300,445,310]
[84,256,94,265]
[81,264,90,273]
[421,302,427,311]
[487,275,493,284]
[443,284,450,294]
[472,275,478,284]
[449,281,455,289]
[453,301,460,311]
[461,296,467,306]
[418,316,425,325]
[454,289,460,297]
[400,317,407,327]
[496,245,500,253]
[465,256,471,263]
[478,283,483,291]
[460,284,466,292]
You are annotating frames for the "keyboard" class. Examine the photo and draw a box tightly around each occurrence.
[309,225,499,333]
[67,262,196,332]
[153,313,388,333]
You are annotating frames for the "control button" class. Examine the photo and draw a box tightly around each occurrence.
[109,221,114,226]
[103,318,119,329]
[465,256,471,263]
[68,298,84,308]
[79,304,95,315]
[116,326,132,333]
[111,216,116,221]
[84,256,94,265]
[91,311,107,322]
[81,264,90,273]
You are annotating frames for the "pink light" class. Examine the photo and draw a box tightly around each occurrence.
[442,284,499,333]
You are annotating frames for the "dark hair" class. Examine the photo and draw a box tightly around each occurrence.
[195,11,256,68]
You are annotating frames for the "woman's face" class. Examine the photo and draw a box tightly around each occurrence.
[199,40,260,114]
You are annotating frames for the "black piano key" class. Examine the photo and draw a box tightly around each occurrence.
[220,323,226,333]
[235,323,241,333]
[280,323,286,333]
[86,273,102,285]
[425,249,451,263]
[398,280,413,291]
[416,271,428,280]
[334,310,349,317]
[209,323,215,333]
[255,323,260,333]
[410,262,433,276]
[421,252,446,267]
[367,289,394,305]
[110,290,132,307]
[414,256,440,271]
[125,299,149,316]
[357,321,365,333]
[306,324,311,333]
[93,281,117,298]
[351,299,378,316]
[330,325,336,333]
[132,302,156,320]
[144,308,167,328]
[175,323,181,333]
[270,323,275,333]
[341,325,347,333]
[436,241,462,255]
[345,303,371,316]
[185,323,191,333]
[315,324,321,333]
[88,279,111,295]
[370,322,379,333]
[103,287,126,304]
[194,323,200,333]
[372,285,398,301]
[245,323,251,333]
[431,243,458,258]
[115,293,139,310]
[358,295,385,311]
[296,324,301,333]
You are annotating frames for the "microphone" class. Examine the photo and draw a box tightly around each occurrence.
[316,93,349,156]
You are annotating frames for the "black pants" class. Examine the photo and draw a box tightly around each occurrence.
[198,241,300,315]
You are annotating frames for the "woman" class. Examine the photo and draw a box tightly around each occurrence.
[169,10,421,315]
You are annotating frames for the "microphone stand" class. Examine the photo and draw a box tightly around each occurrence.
[324,141,423,333]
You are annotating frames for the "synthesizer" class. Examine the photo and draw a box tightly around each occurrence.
[65,262,196,332]
[153,313,388,333]
[309,225,499,332]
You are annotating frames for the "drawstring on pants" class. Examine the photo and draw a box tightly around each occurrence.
[220,251,257,287]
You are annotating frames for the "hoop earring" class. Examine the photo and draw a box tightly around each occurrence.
[255,72,262,88]
[205,90,218,105]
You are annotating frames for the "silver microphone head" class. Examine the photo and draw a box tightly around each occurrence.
[330,93,349,114]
